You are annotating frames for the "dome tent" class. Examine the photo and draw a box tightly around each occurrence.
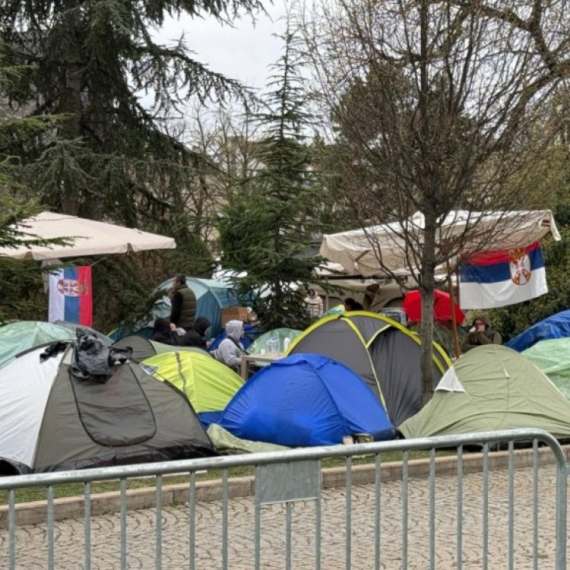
[0,321,75,370]
[143,351,243,415]
[506,309,570,352]
[113,335,207,362]
[218,354,396,447]
[523,338,570,400]
[0,344,214,474]
[400,345,570,439]
[288,312,451,427]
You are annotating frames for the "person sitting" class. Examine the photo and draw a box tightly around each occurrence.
[304,288,324,319]
[216,320,247,370]
[151,318,179,345]
[461,315,502,353]
[179,317,211,351]
[344,297,364,312]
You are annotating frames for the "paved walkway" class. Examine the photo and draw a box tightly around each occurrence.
[0,463,562,569]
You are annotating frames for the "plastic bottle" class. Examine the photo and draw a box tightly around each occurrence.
[267,333,279,354]
[283,336,291,352]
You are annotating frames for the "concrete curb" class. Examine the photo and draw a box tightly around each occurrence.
[2,444,568,527]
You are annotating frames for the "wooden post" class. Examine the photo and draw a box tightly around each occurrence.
[447,262,461,359]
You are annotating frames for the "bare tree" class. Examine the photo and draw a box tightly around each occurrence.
[302,0,570,401]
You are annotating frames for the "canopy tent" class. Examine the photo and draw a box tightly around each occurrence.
[321,210,560,277]
[0,212,176,260]
[523,338,570,400]
[288,312,451,426]
[248,328,301,355]
[400,345,570,439]
[403,289,465,325]
[113,335,207,361]
[218,354,396,447]
[142,351,243,415]
[507,310,570,352]
[0,344,214,474]
[0,321,75,369]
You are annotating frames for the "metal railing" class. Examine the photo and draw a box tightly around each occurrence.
[0,428,567,569]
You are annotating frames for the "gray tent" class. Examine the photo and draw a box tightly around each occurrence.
[0,344,214,474]
[288,312,451,426]
[114,335,207,361]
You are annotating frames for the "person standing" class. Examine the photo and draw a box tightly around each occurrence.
[304,288,323,319]
[169,275,196,331]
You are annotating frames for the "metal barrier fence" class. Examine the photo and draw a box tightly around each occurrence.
[0,428,567,569]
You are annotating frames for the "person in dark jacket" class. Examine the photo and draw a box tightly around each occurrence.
[151,318,179,345]
[344,297,364,312]
[461,315,502,353]
[170,274,197,330]
[179,317,211,350]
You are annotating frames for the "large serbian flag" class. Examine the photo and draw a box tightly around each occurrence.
[48,266,93,326]
[459,242,547,310]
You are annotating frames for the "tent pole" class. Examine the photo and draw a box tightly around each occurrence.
[447,262,461,359]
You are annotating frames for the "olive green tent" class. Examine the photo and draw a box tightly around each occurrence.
[400,345,570,439]
[143,351,243,414]
[0,321,75,370]
[114,335,207,362]
[523,338,570,400]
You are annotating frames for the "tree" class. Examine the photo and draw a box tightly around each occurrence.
[217,29,324,330]
[304,0,570,401]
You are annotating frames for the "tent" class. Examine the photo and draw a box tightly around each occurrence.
[506,310,570,352]
[0,344,214,474]
[288,312,451,426]
[0,321,75,369]
[523,339,570,400]
[321,210,559,277]
[218,354,396,447]
[142,351,243,414]
[0,211,175,260]
[54,320,112,345]
[399,345,570,438]
[113,335,207,362]
[248,328,301,355]
[139,277,239,339]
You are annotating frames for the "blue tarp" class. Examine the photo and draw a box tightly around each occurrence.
[218,354,396,447]
[507,310,570,352]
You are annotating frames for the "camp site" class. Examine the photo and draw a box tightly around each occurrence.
[3,2,570,566]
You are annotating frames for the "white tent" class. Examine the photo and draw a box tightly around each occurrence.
[0,211,176,260]
[321,210,560,277]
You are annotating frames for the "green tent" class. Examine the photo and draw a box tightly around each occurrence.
[143,351,243,413]
[0,321,75,369]
[523,338,570,400]
[114,335,207,362]
[248,328,301,355]
[400,345,570,439]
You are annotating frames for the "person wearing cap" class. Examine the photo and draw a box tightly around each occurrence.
[304,288,323,319]
[461,315,502,353]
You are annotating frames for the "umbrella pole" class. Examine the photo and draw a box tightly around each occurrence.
[447,263,461,359]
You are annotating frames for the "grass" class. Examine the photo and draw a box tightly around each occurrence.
[0,449,456,506]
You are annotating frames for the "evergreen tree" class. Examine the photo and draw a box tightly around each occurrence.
[217,29,323,330]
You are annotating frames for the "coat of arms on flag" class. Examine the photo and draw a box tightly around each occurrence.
[459,242,547,310]
[49,266,93,326]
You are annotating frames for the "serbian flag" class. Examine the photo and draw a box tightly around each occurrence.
[459,242,547,310]
[48,266,93,326]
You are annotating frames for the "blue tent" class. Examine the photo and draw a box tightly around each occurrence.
[112,278,240,341]
[507,310,570,352]
[218,354,396,447]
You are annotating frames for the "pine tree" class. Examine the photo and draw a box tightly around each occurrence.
[218,29,323,330]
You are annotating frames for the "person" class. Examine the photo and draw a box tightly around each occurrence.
[344,297,364,312]
[151,318,179,345]
[179,317,211,351]
[461,315,502,353]
[304,288,323,319]
[169,274,196,330]
[216,320,247,370]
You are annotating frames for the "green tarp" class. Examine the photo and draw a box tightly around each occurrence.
[523,338,570,400]
[0,321,75,369]
[400,345,570,439]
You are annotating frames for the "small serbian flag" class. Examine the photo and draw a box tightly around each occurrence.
[459,242,547,310]
[48,266,93,326]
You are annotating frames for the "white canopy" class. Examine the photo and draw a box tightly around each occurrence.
[0,212,176,260]
[321,210,560,277]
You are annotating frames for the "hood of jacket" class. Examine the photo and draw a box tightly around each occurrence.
[225,319,244,341]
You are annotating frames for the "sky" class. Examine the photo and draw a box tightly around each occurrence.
[154,2,289,93]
